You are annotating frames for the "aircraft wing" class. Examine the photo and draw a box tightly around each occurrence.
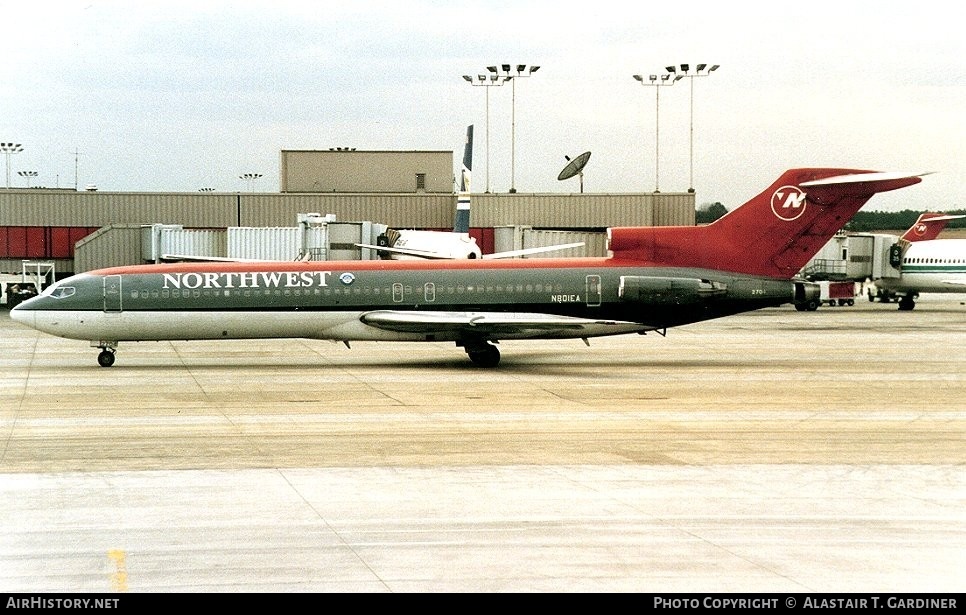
[162,254,272,263]
[161,253,312,262]
[360,310,640,336]
[355,243,458,260]
[356,241,587,260]
[483,242,586,259]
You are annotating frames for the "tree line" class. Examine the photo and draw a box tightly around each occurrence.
[844,209,966,231]
[696,203,966,230]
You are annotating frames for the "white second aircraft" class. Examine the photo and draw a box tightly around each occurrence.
[874,212,966,310]
[358,125,584,260]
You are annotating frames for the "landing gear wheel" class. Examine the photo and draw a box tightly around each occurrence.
[97,349,116,368]
[467,344,500,367]
[898,296,916,311]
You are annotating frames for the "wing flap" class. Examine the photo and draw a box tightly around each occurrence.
[360,310,637,336]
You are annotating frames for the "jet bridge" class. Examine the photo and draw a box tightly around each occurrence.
[141,215,388,263]
[800,232,901,282]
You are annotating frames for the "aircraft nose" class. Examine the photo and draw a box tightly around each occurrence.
[9,304,33,327]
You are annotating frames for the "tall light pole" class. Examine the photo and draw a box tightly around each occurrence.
[489,64,539,193]
[1,142,24,189]
[72,149,83,191]
[18,170,38,188]
[633,73,682,192]
[462,72,510,193]
[665,63,719,193]
[239,173,262,192]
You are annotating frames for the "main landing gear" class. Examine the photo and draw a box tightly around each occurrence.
[94,342,117,367]
[462,341,501,367]
[897,294,917,311]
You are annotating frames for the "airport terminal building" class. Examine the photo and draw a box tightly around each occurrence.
[0,149,695,296]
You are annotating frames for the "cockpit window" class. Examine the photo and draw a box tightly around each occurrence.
[49,286,76,299]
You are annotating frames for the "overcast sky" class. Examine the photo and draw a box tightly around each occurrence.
[1,0,962,212]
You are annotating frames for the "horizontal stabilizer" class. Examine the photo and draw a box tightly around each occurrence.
[800,171,933,187]
[919,214,966,223]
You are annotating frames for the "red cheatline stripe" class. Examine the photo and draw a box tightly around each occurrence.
[92,257,633,276]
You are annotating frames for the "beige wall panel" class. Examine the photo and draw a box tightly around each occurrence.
[280,151,453,193]
[469,193,692,228]
[653,193,697,227]
[240,193,455,228]
[0,191,239,227]
[0,191,692,230]
[73,225,145,273]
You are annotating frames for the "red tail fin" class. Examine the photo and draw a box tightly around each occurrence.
[900,212,964,242]
[608,168,925,278]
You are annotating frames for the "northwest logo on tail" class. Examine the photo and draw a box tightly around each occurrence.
[770,186,807,221]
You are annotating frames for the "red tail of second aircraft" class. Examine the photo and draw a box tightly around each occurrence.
[900,212,963,242]
[609,168,925,278]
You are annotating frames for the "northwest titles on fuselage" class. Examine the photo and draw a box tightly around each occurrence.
[161,271,333,290]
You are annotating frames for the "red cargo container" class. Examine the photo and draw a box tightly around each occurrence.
[820,281,857,307]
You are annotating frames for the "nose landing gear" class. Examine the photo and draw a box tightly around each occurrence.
[94,342,118,367]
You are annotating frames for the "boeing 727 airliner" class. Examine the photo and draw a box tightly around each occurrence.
[11,168,925,367]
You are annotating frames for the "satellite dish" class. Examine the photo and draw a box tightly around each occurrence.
[557,151,591,192]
